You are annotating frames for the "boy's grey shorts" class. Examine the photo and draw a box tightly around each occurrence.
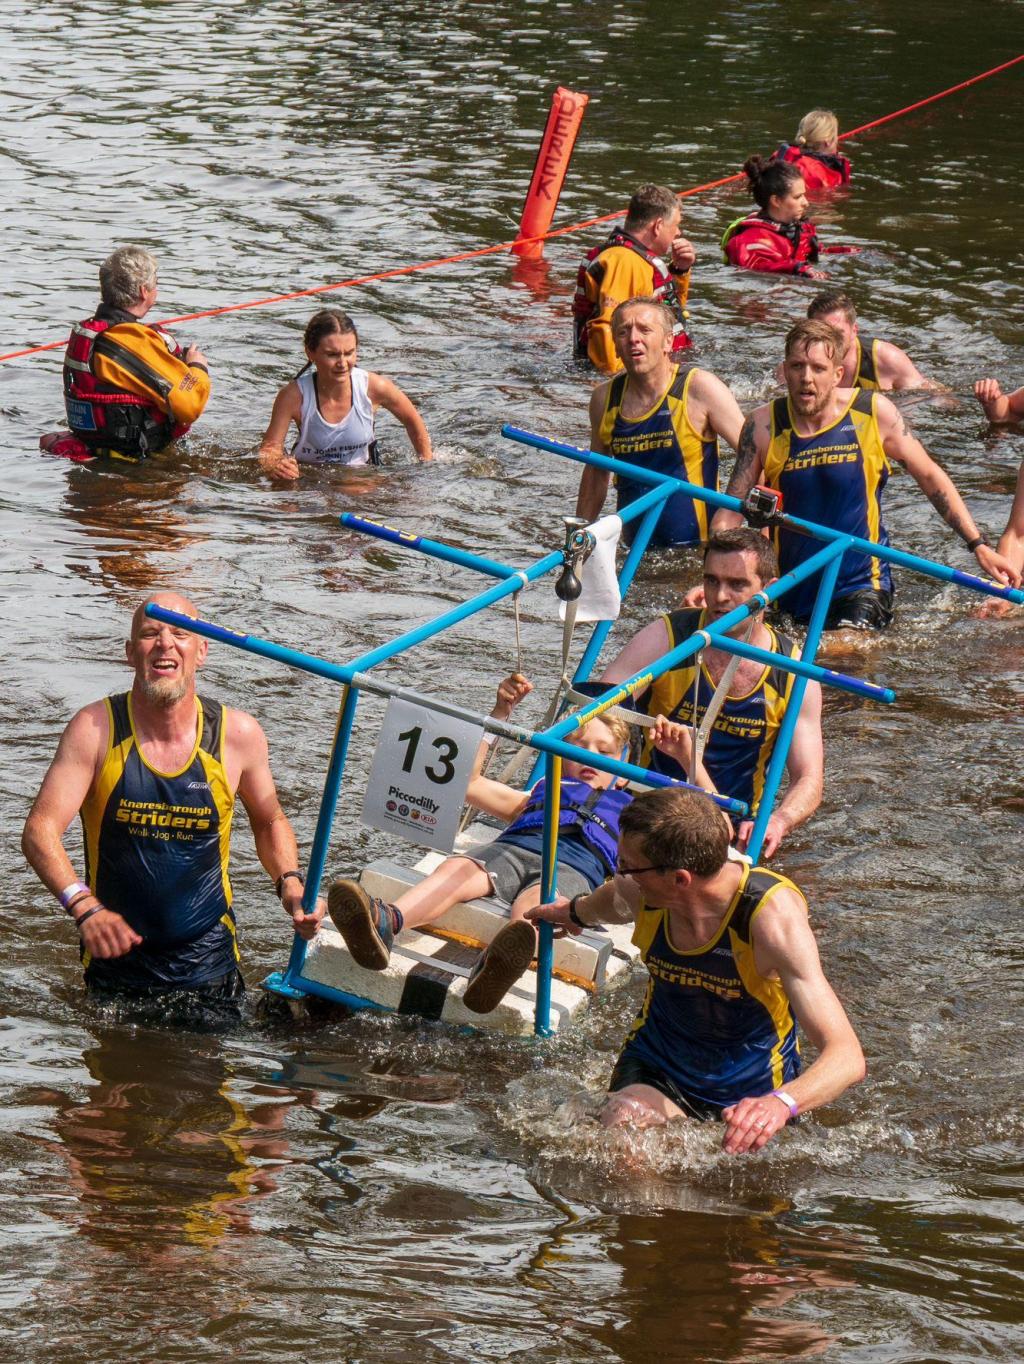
[462,840,595,905]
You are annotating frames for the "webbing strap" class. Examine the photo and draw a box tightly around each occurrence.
[689,616,757,783]
[498,595,580,784]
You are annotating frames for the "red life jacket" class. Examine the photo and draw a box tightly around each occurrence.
[572,229,691,358]
[721,214,820,275]
[63,310,185,459]
[775,143,851,191]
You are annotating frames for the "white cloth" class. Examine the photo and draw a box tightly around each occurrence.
[558,514,622,623]
[291,366,376,465]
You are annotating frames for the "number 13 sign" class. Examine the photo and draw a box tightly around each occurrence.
[361,697,484,852]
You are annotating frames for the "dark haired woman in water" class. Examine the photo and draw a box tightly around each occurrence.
[721,156,857,278]
[258,309,432,478]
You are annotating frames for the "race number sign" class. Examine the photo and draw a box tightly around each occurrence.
[361,697,484,852]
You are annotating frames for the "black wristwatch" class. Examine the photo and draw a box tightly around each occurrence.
[965,534,989,552]
[567,895,587,928]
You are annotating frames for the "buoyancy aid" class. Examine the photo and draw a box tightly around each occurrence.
[573,229,691,357]
[63,306,205,460]
[500,779,631,878]
[775,143,851,190]
[721,214,820,275]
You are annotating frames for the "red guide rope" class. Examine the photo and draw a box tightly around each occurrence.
[3,53,1020,366]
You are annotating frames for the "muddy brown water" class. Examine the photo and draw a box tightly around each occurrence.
[2,3,1023,1360]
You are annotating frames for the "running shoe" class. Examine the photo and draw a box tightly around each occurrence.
[463,920,536,1014]
[327,879,398,970]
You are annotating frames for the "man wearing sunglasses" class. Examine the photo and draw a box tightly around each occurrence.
[527,786,864,1154]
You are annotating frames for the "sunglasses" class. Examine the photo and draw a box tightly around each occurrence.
[615,856,676,877]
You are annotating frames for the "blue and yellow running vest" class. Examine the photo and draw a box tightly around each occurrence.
[80,692,238,988]
[850,335,880,390]
[597,364,718,547]
[764,389,892,621]
[621,865,802,1109]
[638,608,798,812]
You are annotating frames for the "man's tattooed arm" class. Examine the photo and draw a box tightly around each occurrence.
[926,486,975,542]
[724,415,762,498]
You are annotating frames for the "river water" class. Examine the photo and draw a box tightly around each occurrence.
[2,3,1023,1360]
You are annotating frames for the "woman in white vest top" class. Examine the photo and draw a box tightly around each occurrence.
[258,309,432,478]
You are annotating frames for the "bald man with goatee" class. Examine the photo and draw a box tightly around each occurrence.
[22,592,323,1008]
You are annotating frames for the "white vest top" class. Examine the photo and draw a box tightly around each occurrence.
[291,367,376,465]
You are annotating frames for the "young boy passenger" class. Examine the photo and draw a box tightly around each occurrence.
[328,673,691,1014]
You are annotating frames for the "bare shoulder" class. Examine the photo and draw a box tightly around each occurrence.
[875,339,917,381]
[590,373,615,409]
[751,882,812,953]
[224,707,270,763]
[687,366,730,400]
[60,699,111,761]
[603,615,672,679]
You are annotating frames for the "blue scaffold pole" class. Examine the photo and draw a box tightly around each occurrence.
[279,683,362,987]
[697,628,895,704]
[535,753,562,1036]
[742,545,847,865]
[545,539,852,745]
[340,514,519,580]
[504,425,1024,607]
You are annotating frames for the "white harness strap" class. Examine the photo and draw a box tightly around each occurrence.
[688,617,757,783]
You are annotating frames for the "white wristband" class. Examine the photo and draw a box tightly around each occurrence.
[480,731,498,747]
[59,880,91,914]
[772,1088,799,1119]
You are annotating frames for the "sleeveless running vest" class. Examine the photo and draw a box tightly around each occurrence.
[597,365,718,547]
[639,608,798,811]
[620,865,802,1108]
[849,335,880,390]
[499,778,630,880]
[572,229,691,359]
[291,368,378,465]
[763,389,893,621]
[79,692,238,988]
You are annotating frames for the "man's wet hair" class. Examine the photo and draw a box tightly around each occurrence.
[620,788,729,878]
[703,528,779,584]
[808,289,857,326]
[99,246,158,310]
[741,154,804,211]
[784,317,845,363]
[624,183,680,232]
[611,296,675,337]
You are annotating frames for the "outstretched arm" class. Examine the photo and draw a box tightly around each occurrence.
[464,674,535,820]
[998,460,1024,577]
[576,382,614,522]
[233,710,324,940]
[526,876,636,932]
[22,704,143,960]
[258,382,302,479]
[878,397,1022,586]
[878,341,946,394]
[721,886,865,1154]
[369,373,433,460]
[974,379,1024,425]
